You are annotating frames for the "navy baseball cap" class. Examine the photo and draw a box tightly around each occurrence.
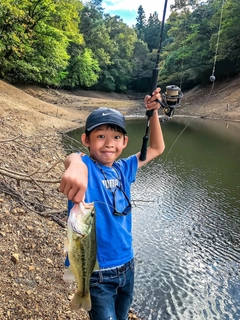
[85,107,127,133]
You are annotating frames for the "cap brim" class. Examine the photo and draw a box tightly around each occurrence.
[86,121,127,134]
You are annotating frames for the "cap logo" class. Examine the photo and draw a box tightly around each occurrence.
[102,112,112,116]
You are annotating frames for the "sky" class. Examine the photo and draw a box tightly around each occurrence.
[102,0,176,26]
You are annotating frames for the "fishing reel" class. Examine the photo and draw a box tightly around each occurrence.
[159,85,183,118]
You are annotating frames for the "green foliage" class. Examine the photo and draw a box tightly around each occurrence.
[209,0,240,69]
[79,5,114,69]
[171,0,200,11]
[144,12,161,51]
[64,47,100,87]
[131,40,149,78]
[90,0,104,13]
[0,0,240,91]
[135,5,146,41]
[102,15,138,92]
[0,0,83,84]
[160,1,226,87]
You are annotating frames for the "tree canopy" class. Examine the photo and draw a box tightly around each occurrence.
[0,0,239,92]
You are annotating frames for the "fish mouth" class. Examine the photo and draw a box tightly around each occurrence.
[69,221,84,237]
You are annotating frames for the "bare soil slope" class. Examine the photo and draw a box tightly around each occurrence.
[177,76,240,121]
[0,77,239,320]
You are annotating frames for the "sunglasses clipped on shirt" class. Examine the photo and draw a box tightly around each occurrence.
[112,185,132,216]
[91,158,132,216]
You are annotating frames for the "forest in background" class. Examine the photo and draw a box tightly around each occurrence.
[0,0,239,93]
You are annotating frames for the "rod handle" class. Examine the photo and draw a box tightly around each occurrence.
[146,67,159,118]
[139,135,148,161]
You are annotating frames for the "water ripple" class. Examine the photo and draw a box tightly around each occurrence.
[132,147,240,319]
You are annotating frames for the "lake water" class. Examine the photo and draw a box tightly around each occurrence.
[67,117,240,320]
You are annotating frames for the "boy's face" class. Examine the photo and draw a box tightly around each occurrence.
[81,125,128,166]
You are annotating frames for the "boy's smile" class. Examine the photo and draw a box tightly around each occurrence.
[81,125,128,166]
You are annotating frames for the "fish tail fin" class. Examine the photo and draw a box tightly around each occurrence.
[70,290,91,311]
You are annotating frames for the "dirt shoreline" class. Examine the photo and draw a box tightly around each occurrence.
[0,78,240,320]
[0,81,144,320]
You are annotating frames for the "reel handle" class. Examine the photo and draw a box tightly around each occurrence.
[146,67,159,118]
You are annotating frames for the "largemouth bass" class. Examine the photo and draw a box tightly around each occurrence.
[63,201,98,311]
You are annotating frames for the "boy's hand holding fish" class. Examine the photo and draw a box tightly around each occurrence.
[60,153,88,203]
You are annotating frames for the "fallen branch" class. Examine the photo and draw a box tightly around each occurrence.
[0,167,60,184]
[49,215,66,228]
[0,134,22,143]
[29,160,63,176]
[0,182,66,228]
[0,131,68,227]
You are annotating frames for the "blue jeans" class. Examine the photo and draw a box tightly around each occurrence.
[89,258,135,320]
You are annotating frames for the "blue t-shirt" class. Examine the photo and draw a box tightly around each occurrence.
[66,154,138,269]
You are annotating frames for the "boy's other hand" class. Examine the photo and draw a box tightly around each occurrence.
[60,159,88,203]
[144,87,162,112]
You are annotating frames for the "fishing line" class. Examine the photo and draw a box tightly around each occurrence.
[63,133,88,154]
[210,0,225,84]
[93,199,153,211]
[164,0,225,161]
[164,13,188,159]
[179,12,187,90]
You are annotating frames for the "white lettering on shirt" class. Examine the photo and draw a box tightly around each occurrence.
[102,179,118,188]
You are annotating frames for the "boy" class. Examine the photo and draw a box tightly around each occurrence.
[60,88,165,320]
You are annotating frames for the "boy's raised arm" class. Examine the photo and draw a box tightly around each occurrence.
[60,153,88,203]
[136,88,165,168]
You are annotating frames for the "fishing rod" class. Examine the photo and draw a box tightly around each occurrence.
[139,0,183,161]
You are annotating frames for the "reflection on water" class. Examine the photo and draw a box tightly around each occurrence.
[67,118,240,319]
